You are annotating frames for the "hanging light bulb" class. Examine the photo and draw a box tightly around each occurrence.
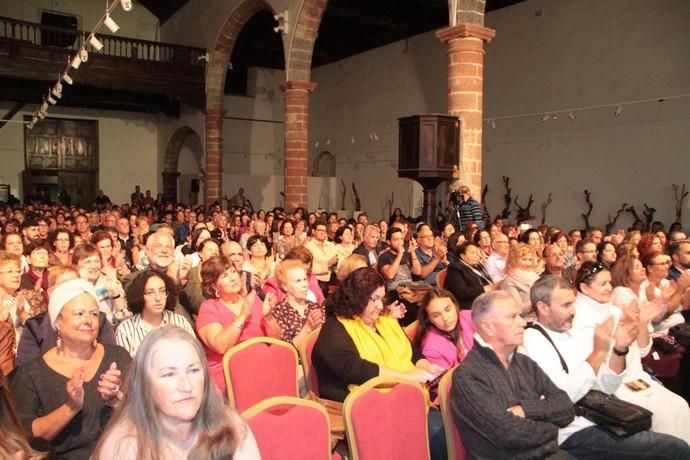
[47,93,57,105]
[70,54,82,69]
[37,111,46,120]
[40,101,49,114]
[52,82,63,99]
[89,35,104,51]
[62,73,73,85]
[103,14,120,33]
[79,47,89,63]
[120,0,133,12]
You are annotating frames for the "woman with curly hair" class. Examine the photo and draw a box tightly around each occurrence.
[93,326,260,459]
[312,267,447,459]
[116,271,194,356]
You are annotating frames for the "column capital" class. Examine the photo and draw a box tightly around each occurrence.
[436,23,496,44]
[280,80,317,93]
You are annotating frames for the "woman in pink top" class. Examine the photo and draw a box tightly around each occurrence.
[414,287,475,371]
[196,255,281,393]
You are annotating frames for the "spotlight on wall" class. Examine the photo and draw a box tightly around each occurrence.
[273,10,289,35]
[567,111,576,120]
[103,14,120,33]
[120,0,133,12]
[551,113,558,120]
[37,111,46,120]
[62,73,73,85]
[47,92,57,105]
[540,114,550,122]
[89,35,104,51]
[614,105,622,116]
[490,119,496,129]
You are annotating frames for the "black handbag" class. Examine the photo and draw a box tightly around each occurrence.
[575,389,652,436]
[530,324,653,436]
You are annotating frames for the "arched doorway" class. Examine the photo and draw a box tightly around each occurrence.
[163,127,203,204]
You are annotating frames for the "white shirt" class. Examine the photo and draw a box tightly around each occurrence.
[116,310,195,356]
[485,252,507,283]
[523,321,624,444]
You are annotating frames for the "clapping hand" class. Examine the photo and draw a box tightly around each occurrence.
[592,316,614,354]
[97,362,122,405]
[66,368,85,412]
[386,300,407,319]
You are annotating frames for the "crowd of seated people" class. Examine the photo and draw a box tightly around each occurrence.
[1,189,690,458]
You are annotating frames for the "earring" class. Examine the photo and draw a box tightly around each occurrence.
[214,288,219,298]
[56,328,63,353]
[93,338,98,348]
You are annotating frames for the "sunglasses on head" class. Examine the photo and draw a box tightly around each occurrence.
[579,262,606,283]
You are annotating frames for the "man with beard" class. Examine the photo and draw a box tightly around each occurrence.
[522,275,690,458]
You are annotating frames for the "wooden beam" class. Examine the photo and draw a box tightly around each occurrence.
[0,100,26,131]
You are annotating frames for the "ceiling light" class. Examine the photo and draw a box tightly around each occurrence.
[103,14,119,33]
[79,47,89,63]
[120,0,133,12]
[47,94,57,105]
[89,35,104,51]
[62,73,73,85]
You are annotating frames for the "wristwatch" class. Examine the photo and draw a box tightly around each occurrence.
[612,346,629,356]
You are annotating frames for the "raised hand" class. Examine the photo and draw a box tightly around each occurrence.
[262,292,276,317]
[592,316,614,354]
[639,298,666,325]
[97,362,122,404]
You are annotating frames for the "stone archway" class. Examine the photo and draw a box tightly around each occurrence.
[163,126,203,203]
[204,0,277,205]
[311,150,335,177]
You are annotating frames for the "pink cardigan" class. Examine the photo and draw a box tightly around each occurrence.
[420,310,475,369]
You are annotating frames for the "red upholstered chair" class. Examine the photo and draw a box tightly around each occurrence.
[243,396,332,460]
[436,268,448,289]
[404,320,419,342]
[438,367,466,460]
[222,337,299,411]
[344,376,430,460]
[298,327,321,396]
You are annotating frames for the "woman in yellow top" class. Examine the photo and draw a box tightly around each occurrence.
[312,267,447,460]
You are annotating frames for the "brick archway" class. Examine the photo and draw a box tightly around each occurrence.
[163,126,202,203]
[286,0,329,82]
[204,0,277,205]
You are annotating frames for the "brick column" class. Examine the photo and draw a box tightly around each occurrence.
[282,80,316,211]
[204,108,224,205]
[437,24,495,198]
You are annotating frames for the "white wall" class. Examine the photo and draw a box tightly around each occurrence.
[0,103,159,204]
[309,0,690,229]
[0,0,160,41]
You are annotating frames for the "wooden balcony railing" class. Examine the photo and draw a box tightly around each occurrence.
[0,16,206,66]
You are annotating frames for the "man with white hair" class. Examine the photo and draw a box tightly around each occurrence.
[452,290,574,459]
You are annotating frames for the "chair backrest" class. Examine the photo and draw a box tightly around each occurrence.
[438,367,466,460]
[436,268,448,289]
[344,376,430,460]
[223,337,300,411]
[244,396,332,460]
[298,327,321,396]
[403,320,419,342]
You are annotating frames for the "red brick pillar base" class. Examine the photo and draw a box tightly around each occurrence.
[437,24,495,198]
[282,80,316,211]
[204,109,224,205]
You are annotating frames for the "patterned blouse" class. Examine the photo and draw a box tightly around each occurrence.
[272,299,325,343]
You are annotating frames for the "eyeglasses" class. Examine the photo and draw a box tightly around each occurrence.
[144,289,168,298]
[579,262,606,283]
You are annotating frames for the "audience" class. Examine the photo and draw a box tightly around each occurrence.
[2,190,690,459]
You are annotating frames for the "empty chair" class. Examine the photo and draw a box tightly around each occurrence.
[404,320,419,342]
[223,337,299,411]
[244,396,332,460]
[344,376,430,460]
[436,268,448,289]
[438,367,466,460]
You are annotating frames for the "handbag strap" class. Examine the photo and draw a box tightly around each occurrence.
[530,323,569,374]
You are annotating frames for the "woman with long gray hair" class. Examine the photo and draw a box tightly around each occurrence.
[93,326,260,459]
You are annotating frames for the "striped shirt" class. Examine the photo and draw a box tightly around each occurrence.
[115,310,195,356]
